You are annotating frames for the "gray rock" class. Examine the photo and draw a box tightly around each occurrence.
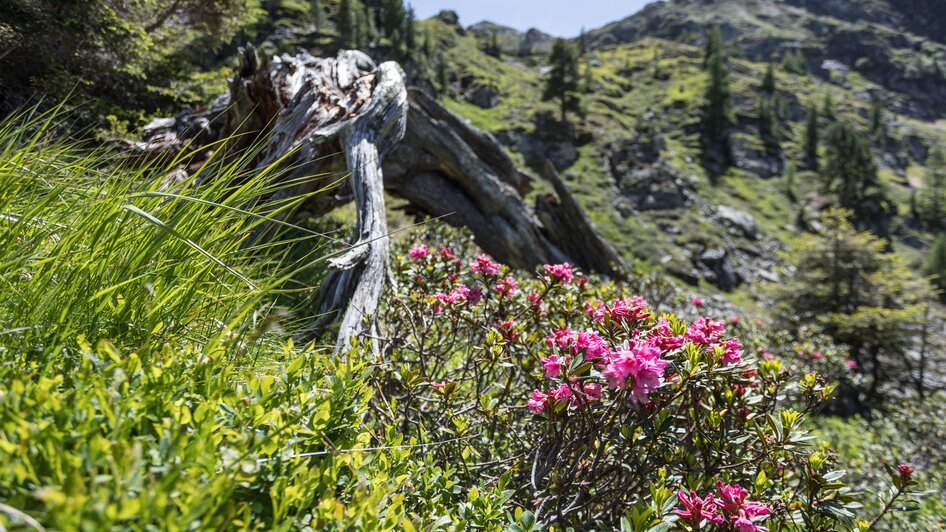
[717,205,758,239]
[698,248,743,292]
[465,85,500,109]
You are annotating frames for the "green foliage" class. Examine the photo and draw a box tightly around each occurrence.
[781,48,808,75]
[814,395,946,530]
[805,103,820,170]
[927,233,946,297]
[870,92,884,134]
[0,110,440,529]
[785,161,797,202]
[823,90,836,119]
[310,0,325,31]
[823,121,881,209]
[437,54,451,97]
[758,94,779,152]
[0,0,263,121]
[542,39,583,122]
[772,210,933,398]
[762,63,776,93]
[918,148,946,228]
[338,0,368,48]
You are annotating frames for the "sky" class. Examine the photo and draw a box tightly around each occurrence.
[408,1,656,38]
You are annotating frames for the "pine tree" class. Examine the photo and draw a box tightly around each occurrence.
[542,38,582,122]
[785,161,797,202]
[762,62,776,93]
[437,54,450,97]
[924,148,946,227]
[584,58,594,93]
[488,31,501,58]
[423,31,434,62]
[870,92,884,134]
[823,90,835,119]
[700,28,735,169]
[403,6,416,59]
[353,4,368,48]
[380,0,406,55]
[773,209,932,397]
[579,27,588,56]
[781,48,807,75]
[310,0,325,31]
[703,26,723,69]
[823,121,880,209]
[804,103,819,170]
[758,95,778,152]
[338,0,357,47]
[928,233,946,297]
[652,48,661,79]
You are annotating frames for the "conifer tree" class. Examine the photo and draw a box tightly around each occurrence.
[870,92,884,134]
[579,27,588,56]
[785,161,797,202]
[823,121,880,209]
[542,38,582,122]
[703,26,723,69]
[700,27,734,169]
[310,0,325,31]
[773,209,932,398]
[804,103,819,170]
[437,54,450,97]
[823,90,835,119]
[652,48,661,79]
[781,48,807,75]
[584,58,595,93]
[758,95,778,152]
[403,5,416,60]
[762,62,776,93]
[338,0,357,47]
[423,30,434,62]
[923,148,946,227]
[928,233,946,297]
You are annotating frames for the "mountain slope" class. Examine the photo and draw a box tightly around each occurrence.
[423,2,946,303]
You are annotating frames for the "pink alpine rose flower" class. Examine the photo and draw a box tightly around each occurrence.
[540,354,564,378]
[470,254,501,275]
[691,296,704,307]
[720,338,743,365]
[686,316,726,345]
[543,262,574,285]
[409,244,429,261]
[493,276,518,297]
[675,490,724,526]
[527,389,549,414]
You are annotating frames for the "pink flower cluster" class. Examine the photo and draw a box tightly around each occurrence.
[676,482,769,531]
[601,338,670,403]
[543,262,574,285]
[409,244,429,261]
[686,316,726,345]
[585,296,651,325]
[432,284,483,310]
[493,276,518,297]
[470,254,501,275]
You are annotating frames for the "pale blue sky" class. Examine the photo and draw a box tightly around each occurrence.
[409,1,656,38]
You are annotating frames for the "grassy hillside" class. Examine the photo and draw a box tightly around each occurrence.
[425,11,946,306]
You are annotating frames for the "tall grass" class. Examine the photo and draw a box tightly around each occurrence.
[0,109,413,530]
[0,107,330,355]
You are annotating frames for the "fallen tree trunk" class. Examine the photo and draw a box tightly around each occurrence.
[130,49,625,349]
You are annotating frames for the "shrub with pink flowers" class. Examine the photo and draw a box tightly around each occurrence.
[363,231,919,529]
